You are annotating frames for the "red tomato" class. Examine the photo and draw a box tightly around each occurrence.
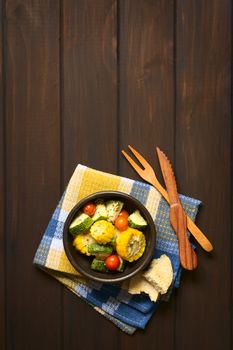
[115,216,128,231]
[105,255,120,270]
[83,202,96,216]
[118,209,129,219]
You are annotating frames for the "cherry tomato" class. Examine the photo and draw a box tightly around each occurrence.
[118,209,129,219]
[105,255,120,270]
[83,202,96,216]
[115,216,128,231]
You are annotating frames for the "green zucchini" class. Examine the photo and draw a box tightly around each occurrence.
[110,228,121,247]
[128,210,148,229]
[69,213,93,235]
[106,200,124,222]
[91,258,109,272]
[92,200,108,222]
[117,256,125,272]
[110,236,117,247]
[87,243,113,259]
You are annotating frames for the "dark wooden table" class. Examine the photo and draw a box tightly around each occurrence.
[0,1,232,349]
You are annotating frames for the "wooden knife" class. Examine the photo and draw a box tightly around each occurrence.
[156,147,197,270]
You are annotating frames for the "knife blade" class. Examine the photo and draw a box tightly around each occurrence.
[155,148,180,206]
[156,147,197,270]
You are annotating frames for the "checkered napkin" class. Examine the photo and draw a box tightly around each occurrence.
[33,164,201,334]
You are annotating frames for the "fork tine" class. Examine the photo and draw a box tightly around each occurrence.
[121,150,145,177]
[127,145,154,171]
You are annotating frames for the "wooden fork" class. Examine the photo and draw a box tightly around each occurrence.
[122,145,213,252]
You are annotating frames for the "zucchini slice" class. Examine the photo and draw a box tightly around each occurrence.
[106,200,124,222]
[91,258,109,272]
[128,210,148,229]
[117,256,125,272]
[88,243,113,259]
[92,200,108,222]
[69,213,93,235]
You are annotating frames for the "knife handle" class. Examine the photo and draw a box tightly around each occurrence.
[170,204,198,270]
[151,179,213,252]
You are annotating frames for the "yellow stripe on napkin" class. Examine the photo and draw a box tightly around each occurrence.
[61,165,87,212]
[78,168,121,199]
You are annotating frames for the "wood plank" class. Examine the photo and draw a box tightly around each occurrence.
[119,0,175,182]
[5,1,62,349]
[62,0,118,176]
[62,1,119,348]
[0,0,5,348]
[175,1,231,349]
[119,0,175,347]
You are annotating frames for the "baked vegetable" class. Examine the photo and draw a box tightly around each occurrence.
[90,220,115,244]
[116,256,125,272]
[115,216,128,231]
[91,258,109,272]
[128,210,148,229]
[87,243,113,259]
[83,202,96,216]
[118,209,129,219]
[110,228,121,248]
[105,254,120,270]
[106,200,124,222]
[73,232,95,256]
[70,198,148,274]
[92,200,108,222]
[110,236,117,247]
[69,213,93,235]
[116,227,146,262]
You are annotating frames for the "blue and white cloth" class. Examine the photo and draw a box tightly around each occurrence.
[33,164,201,334]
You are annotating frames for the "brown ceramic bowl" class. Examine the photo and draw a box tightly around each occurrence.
[63,191,156,283]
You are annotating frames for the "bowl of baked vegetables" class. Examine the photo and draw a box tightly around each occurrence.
[63,191,156,283]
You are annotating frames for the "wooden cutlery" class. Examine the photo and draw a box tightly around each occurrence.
[122,145,213,257]
[156,147,197,270]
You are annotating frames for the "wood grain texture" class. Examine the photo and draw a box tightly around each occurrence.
[0,1,232,349]
[0,0,5,348]
[156,146,198,271]
[175,1,231,349]
[62,0,118,177]
[118,0,175,348]
[62,1,119,349]
[170,204,197,270]
[5,1,62,349]
[119,0,175,183]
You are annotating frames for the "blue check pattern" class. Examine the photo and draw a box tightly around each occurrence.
[33,164,201,334]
